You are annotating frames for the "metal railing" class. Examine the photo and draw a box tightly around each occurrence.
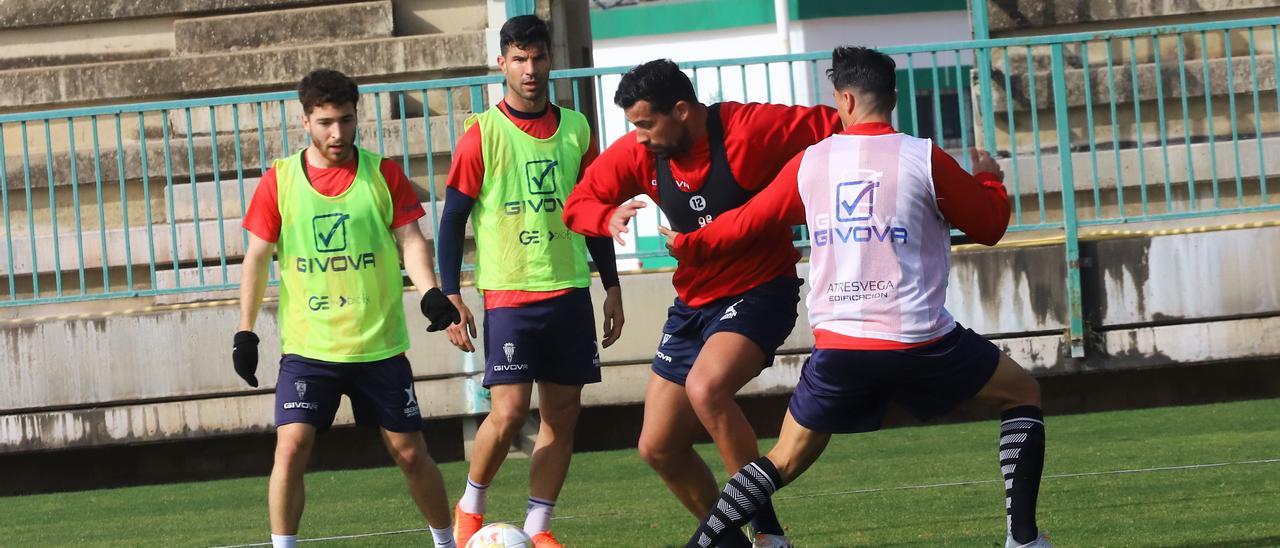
[2,16,1278,355]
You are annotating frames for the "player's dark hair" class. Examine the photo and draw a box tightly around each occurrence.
[827,46,897,114]
[500,14,551,55]
[298,69,359,114]
[614,59,697,114]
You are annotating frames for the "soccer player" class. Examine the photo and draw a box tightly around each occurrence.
[436,15,624,548]
[232,69,462,548]
[671,46,1050,548]
[563,59,842,547]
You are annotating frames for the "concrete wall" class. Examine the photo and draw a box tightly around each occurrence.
[4,225,1278,453]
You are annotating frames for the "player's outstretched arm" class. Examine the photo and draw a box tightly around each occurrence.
[562,139,651,239]
[931,147,1011,246]
[233,233,274,387]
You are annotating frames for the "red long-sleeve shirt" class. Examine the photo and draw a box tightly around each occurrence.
[563,101,841,307]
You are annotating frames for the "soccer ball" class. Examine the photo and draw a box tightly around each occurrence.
[465,523,533,548]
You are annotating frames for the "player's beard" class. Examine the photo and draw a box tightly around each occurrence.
[510,78,547,106]
[651,127,694,159]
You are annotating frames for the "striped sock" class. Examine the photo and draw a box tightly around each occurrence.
[1000,406,1046,544]
[687,457,782,548]
[523,496,555,536]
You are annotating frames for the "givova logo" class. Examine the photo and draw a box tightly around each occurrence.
[525,159,558,195]
[814,171,909,247]
[312,212,349,252]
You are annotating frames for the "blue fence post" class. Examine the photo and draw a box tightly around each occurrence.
[1050,44,1086,358]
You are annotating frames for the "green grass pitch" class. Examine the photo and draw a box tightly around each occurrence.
[4,399,1278,547]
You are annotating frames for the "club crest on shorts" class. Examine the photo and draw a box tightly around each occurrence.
[661,333,673,346]
[503,342,516,363]
[294,380,307,399]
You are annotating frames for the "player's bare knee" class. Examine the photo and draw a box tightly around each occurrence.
[488,403,530,438]
[638,435,681,472]
[685,376,733,413]
[273,435,311,468]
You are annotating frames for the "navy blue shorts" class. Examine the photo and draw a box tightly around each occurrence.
[482,288,601,387]
[652,276,802,385]
[788,324,1000,434]
[275,353,423,432]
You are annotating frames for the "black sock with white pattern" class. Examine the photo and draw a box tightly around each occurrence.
[1001,406,1045,544]
[686,457,783,547]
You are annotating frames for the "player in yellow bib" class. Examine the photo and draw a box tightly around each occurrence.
[233,69,462,548]
[436,15,625,548]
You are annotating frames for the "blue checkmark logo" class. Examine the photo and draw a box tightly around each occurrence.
[525,159,558,195]
[312,212,350,252]
[835,181,876,222]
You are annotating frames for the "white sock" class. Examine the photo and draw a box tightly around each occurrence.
[459,477,488,514]
[430,525,456,547]
[523,496,555,536]
[271,534,297,548]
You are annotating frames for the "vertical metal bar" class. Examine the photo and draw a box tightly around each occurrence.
[739,65,748,103]
[1201,31,1221,209]
[1001,48,1023,224]
[572,79,581,111]
[595,77,608,147]
[1247,27,1266,202]
[808,60,820,106]
[1081,42,1102,218]
[137,113,156,289]
[1270,24,1280,204]
[161,110,181,287]
[279,100,290,153]
[1025,46,1047,225]
[929,52,945,147]
[716,65,725,104]
[1105,40,1127,219]
[1127,37,1150,217]
[765,62,774,103]
[549,76,558,104]
[21,122,38,294]
[1176,36,1197,209]
[43,120,62,296]
[787,62,797,104]
[422,90,440,252]
[185,108,205,287]
[0,124,15,299]
[209,106,228,285]
[90,116,109,292]
[1223,29,1244,207]
[954,53,971,171]
[374,92,386,156]
[398,92,411,176]
[447,89,458,157]
[906,54,921,137]
[67,117,86,294]
[113,115,133,290]
[232,104,249,250]
[1151,35,1174,212]
[1051,44,1086,358]
[692,67,701,100]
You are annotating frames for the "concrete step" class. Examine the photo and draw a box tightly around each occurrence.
[4,111,470,191]
[990,52,1277,113]
[986,0,1278,34]
[2,32,486,111]
[174,1,394,55]
[0,0,332,29]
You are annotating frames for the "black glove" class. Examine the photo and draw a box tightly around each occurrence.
[421,287,461,332]
[232,331,260,387]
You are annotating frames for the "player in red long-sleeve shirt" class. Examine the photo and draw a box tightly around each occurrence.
[675,47,1050,548]
[562,59,841,548]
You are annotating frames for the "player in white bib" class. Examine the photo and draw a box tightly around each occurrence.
[670,47,1051,548]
